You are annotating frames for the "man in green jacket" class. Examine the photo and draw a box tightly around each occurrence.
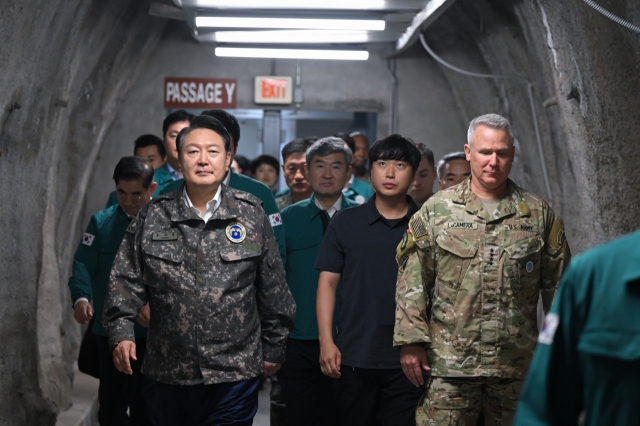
[160,109,286,262]
[279,137,358,426]
[515,230,640,426]
[69,156,157,425]
[106,111,194,208]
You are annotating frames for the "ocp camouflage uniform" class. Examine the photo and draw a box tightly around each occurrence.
[394,177,570,425]
[103,183,296,386]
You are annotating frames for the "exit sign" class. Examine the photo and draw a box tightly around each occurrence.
[254,76,292,104]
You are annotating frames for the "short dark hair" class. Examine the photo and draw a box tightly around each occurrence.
[281,138,313,163]
[415,143,435,167]
[306,136,353,166]
[162,110,194,137]
[334,132,356,157]
[368,134,421,173]
[437,151,467,181]
[201,110,241,145]
[175,115,231,155]
[250,154,280,177]
[233,155,250,174]
[133,134,165,158]
[113,156,154,188]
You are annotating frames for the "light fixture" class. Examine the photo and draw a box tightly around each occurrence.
[182,0,388,10]
[215,47,369,60]
[195,17,385,31]
[211,30,371,44]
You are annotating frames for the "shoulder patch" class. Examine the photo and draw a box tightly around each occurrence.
[396,230,416,266]
[548,218,566,249]
[126,219,139,234]
[409,213,429,240]
[230,188,263,207]
[538,313,559,345]
[82,233,95,246]
[269,212,283,227]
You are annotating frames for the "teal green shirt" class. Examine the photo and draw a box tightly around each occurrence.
[105,162,175,209]
[515,230,640,426]
[344,177,373,205]
[281,195,358,339]
[68,205,147,337]
[161,170,287,262]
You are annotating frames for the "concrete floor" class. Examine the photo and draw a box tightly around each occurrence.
[56,369,272,426]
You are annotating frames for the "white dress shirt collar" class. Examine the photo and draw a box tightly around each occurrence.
[314,195,344,218]
[183,185,222,223]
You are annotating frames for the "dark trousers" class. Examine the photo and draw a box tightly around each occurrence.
[279,339,335,426]
[155,376,261,426]
[96,335,157,426]
[269,373,286,426]
[333,365,424,426]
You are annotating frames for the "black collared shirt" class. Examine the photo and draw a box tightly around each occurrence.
[315,195,419,369]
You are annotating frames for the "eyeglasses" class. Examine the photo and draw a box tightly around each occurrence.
[116,192,143,201]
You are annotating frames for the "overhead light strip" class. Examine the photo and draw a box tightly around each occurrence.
[183,0,387,10]
[195,17,385,31]
[211,30,371,44]
[215,47,369,60]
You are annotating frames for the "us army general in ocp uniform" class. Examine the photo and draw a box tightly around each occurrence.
[103,115,296,426]
[394,114,571,426]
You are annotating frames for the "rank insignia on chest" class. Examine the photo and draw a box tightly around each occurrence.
[226,222,247,243]
[152,230,178,241]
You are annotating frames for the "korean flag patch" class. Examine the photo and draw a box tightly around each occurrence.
[538,313,559,345]
[82,233,95,246]
[269,213,283,227]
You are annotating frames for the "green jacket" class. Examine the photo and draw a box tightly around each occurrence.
[281,196,358,339]
[344,177,373,205]
[394,177,571,378]
[67,205,147,337]
[105,162,175,209]
[161,170,287,262]
[515,230,640,426]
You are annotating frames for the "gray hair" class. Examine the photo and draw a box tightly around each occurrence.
[467,113,514,145]
[305,136,353,166]
[436,151,467,181]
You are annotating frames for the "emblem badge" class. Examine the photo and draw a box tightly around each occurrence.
[226,222,246,243]
[355,195,366,204]
[526,261,534,273]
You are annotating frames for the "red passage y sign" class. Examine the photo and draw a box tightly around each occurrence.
[165,77,237,108]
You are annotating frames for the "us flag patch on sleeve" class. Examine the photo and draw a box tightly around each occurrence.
[82,233,95,246]
[269,213,283,227]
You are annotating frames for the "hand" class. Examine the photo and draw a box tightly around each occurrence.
[136,303,150,327]
[73,300,93,324]
[113,340,137,375]
[263,361,281,377]
[319,340,342,378]
[400,344,431,387]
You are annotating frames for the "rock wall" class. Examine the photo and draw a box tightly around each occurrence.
[422,0,640,252]
[0,2,166,424]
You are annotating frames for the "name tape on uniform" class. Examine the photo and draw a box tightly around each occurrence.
[447,222,478,230]
[152,231,178,241]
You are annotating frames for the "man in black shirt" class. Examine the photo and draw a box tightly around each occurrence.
[315,134,424,426]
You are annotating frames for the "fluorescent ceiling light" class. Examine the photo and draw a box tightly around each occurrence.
[215,47,369,60]
[195,17,385,31]
[187,0,386,9]
[212,30,371,44]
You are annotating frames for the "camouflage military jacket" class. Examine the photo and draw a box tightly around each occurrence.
[275,191,293,211]
[103,184,296,386]
[394,177,570,378]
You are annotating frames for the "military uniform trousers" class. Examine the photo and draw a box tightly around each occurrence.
[96,336,157,426]
[417,376,522,426]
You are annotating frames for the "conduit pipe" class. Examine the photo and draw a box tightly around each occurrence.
[419,34,553,203]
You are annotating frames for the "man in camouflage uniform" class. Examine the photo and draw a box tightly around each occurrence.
[104,115,296,426]
[394,114,571,426]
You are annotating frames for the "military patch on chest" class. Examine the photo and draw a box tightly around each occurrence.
[520,225,535,232]
[409,214,428,239]
[447,222,478,230]
[126,219,139,234]
[504,224,518,232]
[152,230,178,241]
